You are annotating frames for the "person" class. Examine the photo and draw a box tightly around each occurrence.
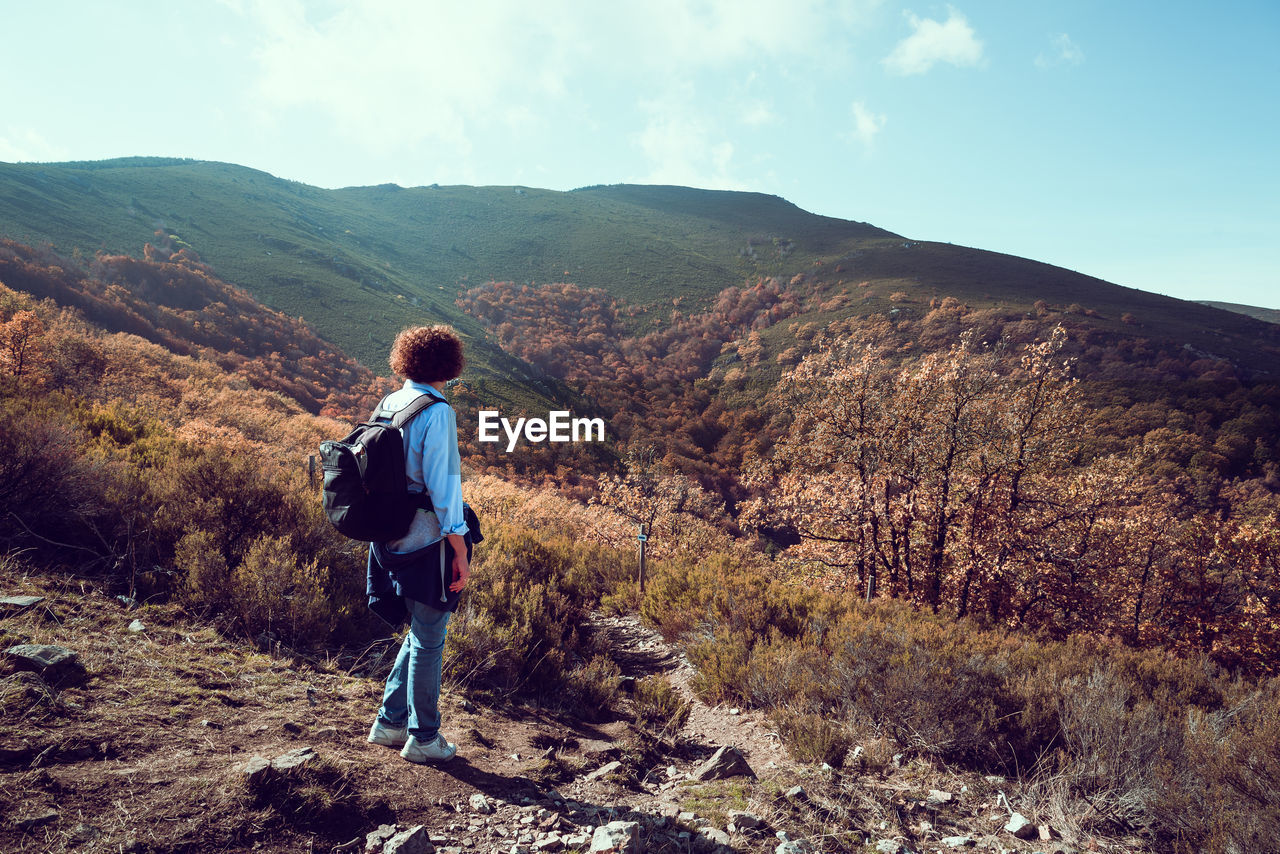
[366,324,470,764]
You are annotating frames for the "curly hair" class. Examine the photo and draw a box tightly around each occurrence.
[389,325,465,384]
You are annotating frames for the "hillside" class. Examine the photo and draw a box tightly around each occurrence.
[2,157,1276,387]
[0,158,888,375]
[1198,299,1280,327]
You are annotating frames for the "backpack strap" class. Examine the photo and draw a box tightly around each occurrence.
[371,391,446,426]
[389,392,446,430]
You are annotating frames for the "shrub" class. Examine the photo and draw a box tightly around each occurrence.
[632,675,691,738]
[177,529,232,613]
[567,654,622,720]
[232,534,334,646]
[771,708,853,767]
[443,524,595,702]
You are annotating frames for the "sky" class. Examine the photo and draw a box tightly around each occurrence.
[1,0,1277,308]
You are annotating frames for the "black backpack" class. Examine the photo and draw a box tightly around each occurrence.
[319,393,444,542]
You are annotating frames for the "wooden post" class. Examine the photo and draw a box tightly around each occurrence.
[637,524,648,593]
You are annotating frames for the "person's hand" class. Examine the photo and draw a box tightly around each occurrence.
[447,534,470,592]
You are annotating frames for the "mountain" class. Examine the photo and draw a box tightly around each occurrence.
[3,157,1276,384]
[1198,300,1280,327]
[0,158,887,374]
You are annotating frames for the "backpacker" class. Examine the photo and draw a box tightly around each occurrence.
[318,393,444,542]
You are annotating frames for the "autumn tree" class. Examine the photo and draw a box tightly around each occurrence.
[0,309,45,380]
[745,327,1102,619]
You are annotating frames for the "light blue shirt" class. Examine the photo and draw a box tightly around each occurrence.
[380,379,468,541]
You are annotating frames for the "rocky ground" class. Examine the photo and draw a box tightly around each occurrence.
[1,573,1106,854]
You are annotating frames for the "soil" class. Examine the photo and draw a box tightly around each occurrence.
[0,578,809,854]
[0,575,1080,854]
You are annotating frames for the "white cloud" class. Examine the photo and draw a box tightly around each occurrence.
[883,7,984,75]
[1035,33,1084,69]
[632,97,745,189]
[742,101,777,127]
[0,128,69,163]
[849,101,886,148]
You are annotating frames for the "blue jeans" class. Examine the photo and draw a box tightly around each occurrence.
[377,598,450,740]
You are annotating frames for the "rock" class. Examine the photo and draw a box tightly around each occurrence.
[533,834,563,851]
[926,789,953,806]
[242,755,274,788]
[0,739,34,766]
[462,698,478,713]
[729,708,741,716]
[6,644,81,682]
[941,837,976,848]
[1039,824,1059,841]
[128,619,146,632]
[589,821,641,854]
[283,721,304,735]
[1005,813,1036,840]
[690,745,754,781]
[727,810,764,831]
[70,824,102,843]
[470,793,494,814]
[699,827,731,846]
[271,746,317,772]
[617,676,636,693]
[583,759,624,783]
[875,841,902,854]
[784,785,806,801]
[0,594,43,613]
[776,842,814,854]
[15,808,59,830]
[383,825,435,854]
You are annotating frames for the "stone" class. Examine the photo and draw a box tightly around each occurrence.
[776,842,814,854]
[926,789,953,806]
[0,595,43,613]
[271,746,317,772]
[1038,824,1058,841]
[875,841,902,854]
[533,835,563,852]
[941,837,976,848]
[699,827,731,846]
[471,793,494,814]
[1005,813,1036,840]
[128,619,146,632]
[15,808,59,830]
[589,821,641,854]
[70,824,102,843]
[727,810,764,833]
[784,785,806,801]
[583,759,624,783]
[383,825,435,854]
[242,755,274,787]
[6,644,80,681]
[690,745,754,781]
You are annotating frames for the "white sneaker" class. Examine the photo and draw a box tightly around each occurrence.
[400,733,457,764]
[367,720,408,747]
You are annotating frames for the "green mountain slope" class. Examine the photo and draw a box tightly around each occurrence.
[1,157,1277,385]
[1198,300,1280,327]
[0,158,889,371]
